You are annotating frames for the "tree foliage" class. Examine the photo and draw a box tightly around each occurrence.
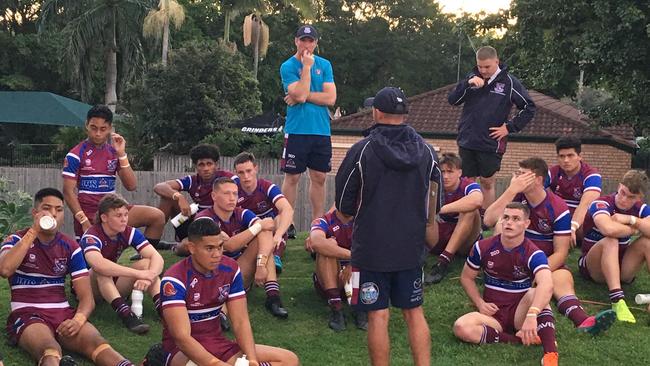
[122,40,262,155]
[505,0,650,133]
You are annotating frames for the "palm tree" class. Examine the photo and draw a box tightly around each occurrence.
[243,13,269,79]
[143,0,185,66]
[40,0,151,111]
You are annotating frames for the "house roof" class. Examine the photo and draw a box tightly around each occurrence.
[0,91,91,127]
[331,84,636,152]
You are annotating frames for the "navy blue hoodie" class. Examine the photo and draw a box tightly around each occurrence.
[335,124,441,272]
[448,63,536,154]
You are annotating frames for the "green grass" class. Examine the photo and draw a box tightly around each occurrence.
[2,233,650,365]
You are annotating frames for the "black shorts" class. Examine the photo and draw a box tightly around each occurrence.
[351,266,424,311]
[459,147,502,178]
[281,134,332,174]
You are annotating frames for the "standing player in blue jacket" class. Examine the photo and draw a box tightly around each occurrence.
[336,87,441,366]
[448,46,536,209]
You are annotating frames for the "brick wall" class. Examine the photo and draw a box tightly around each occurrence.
[330,135,631,180]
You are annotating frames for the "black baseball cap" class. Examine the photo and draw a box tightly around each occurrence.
[296,25,319,40]
[363,87,409,115]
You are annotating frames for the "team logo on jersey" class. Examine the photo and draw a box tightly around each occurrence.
[490,249,500,257]
[85,159,92,166]
[494,82,505,93]
[190,277,198,288]
[257,202,268,211]
[360,282,379,304]
[487,260,494,269]
[538,218,551,232]
[98,178,109,189]
[315,68,321,75]
[107,159,118,171]
[218,284,231,302]
[193,293,201,302]
[86,150,93,156]
[163,282,177,296]
[571,187,581,199]
[513,265,527,279]
[332,225,340,232]
[595,201,608,210]
[237,197,245,203]
[29,253,36,262]
[63,158,69,168]
[53,258,68,274]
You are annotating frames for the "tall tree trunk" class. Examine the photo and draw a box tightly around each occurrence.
[224,10,231,43]
[105,6,118,112]
[162,17,170,66]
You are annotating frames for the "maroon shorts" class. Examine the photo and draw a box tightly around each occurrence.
[273,234,288,258]
[6,307,76,345]
[492,302,519,334]
[163,333,240,365]
[430,222,456,255]
[578,243,629,281]
[312,272,345,301]
[74,203,135,238]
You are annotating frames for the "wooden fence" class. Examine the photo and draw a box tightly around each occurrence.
[154,154,282,176]
[0,166,621,239]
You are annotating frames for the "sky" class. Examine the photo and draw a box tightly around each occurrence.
[436,0,511,15]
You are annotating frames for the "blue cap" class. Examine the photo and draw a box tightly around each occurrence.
[363,87,408,115]
[296,25,319,40]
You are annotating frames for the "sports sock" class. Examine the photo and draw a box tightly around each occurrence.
[537,309,557,354]
[609,288,625,303]
[111,297,132,320]
[325,288,343,311]
[481,325,521,344]
[116,360,134,366]
[438,250,454,265]
[264,280,280,298]
[557,295,589,327]
[153,293,162,316]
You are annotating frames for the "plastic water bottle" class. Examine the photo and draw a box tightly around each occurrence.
[131,289,144,318]
[171,203,200,228]
[39,216,57,230]
[344,279,353,305]
[185,361,198,366]
[234,355,250,366]
[635,294,650,304]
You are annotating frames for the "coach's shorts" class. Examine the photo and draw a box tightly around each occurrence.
[281,134,332,174]
[6,307,76,345]
[351,266,424,311]
[459,147,502,178]
[163,333,240,365]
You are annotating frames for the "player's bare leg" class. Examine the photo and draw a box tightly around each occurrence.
[316,254,345,330]
[17,323,63,366]
[480,174,497,209]
[281,173,300,238]
[308,169,326,220]
[402,306,430,366]
[58,322,133,366]
[367,309,390,366]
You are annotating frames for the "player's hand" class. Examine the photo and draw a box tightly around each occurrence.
[489,123,509,141]
[134,279,152,291]
[339,265,352,283]
[508,172,536,194]
[304,237,314,252]
[56,318,82,337]
[110,133,127,155]
[284,94,300,106]
[138,269,158,283]
[468,76,485,88]
[477,301,498,316]
[301,49,314,68]
[259,218,275,231]
[611,213,631,225]
[177,195,192,216]
[517,316,539,345]
[255,266,268,286]
[272,234,284,250]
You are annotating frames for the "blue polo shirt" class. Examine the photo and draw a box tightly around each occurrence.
[280,55,334,136]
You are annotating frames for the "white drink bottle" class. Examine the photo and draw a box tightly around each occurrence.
[131,289,144,318]
[171,203,200,228]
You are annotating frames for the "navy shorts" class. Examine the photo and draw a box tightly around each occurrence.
[281,134,332,174]
[459,147,502,178]
[351,266,424,311]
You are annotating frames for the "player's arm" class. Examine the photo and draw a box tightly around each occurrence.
[594,213,636,238]
[459,263,483,308]
[484,172,535,227]
[506,77,536,133]
[439,190,483,215]
[228,297,259,365]
[306,82,336,106]
[309,229,350,259]
[0,223,42,278]
[548,234,570,271]
[112,133,137,191]
[139,244,164,275]
[84,251,153,279]
[272,197,294,245]
[447,73,475,106]
[572,190,600,229]
[335,146,362,217]
[164,306,226,366]
[153,179,183,198]
[62,178,91,231]
[286,69,311,104]
[631,216,650,237]
[530,268,553,310]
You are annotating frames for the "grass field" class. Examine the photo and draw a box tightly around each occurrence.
[1,232,650,365]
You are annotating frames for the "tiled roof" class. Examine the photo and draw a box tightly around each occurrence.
[331,84,636,149]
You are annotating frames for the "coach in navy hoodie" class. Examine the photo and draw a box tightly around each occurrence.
[335,87,441,366]
[448,46,535,209]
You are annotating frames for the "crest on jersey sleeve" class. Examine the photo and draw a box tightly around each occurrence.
[595,202,608,210]
[163,282,177,296]
[218,284,231,302]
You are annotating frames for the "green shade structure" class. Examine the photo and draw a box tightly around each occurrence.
[0,91,92,127]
